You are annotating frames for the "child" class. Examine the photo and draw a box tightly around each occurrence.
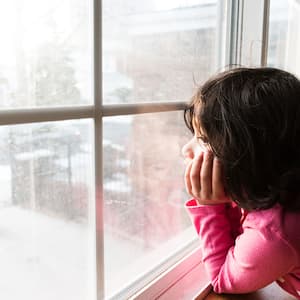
[182,67,300,299]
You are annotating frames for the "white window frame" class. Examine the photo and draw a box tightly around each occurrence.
[0,0,270,299]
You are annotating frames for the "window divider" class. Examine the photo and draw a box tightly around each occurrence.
[0,102,187,126]
[93,0,104,299]
[102,102,187,117]
[225,0,244,66]
[0,105,95,125]
[261,0,270,66]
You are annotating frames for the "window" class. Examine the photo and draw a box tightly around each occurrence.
[268,0,300,77]
[0,0,273,299]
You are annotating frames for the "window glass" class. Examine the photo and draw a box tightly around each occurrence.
[268,0,300,77]
[103,0,219,104]
[103,111,195,296]
[0,120,95,300]
[0,1,92,108]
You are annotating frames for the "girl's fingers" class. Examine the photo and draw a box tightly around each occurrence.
[184,159,193,196]
[184,158,192,166]
[190,152,203,197]
[184,150,230,205]
[212,157,225,198]
[200,151,213,199]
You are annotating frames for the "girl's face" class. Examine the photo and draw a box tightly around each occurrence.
[181,117,209,161]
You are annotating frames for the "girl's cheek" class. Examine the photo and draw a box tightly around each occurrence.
[194,143,206,156]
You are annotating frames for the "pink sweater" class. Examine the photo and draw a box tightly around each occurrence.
[185,199,300,299]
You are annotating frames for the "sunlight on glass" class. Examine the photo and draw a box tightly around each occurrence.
[0,0,92,108]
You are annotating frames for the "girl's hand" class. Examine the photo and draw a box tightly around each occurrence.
[184,150,230,205]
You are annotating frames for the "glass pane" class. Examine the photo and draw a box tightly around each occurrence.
[0,120,95,300]
[103,0,220,104]
[268,0,300,77]
[0,1,92,108]
[103,111,194,296]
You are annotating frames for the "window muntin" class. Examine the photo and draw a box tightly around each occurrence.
[0,1,92,108]
[0,120,95,300]
[103,0,219,104]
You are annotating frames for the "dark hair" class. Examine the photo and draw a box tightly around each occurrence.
[184,67,300,211]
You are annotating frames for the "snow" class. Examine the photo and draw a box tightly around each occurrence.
[0,206,95,300]
[0,204,195,299]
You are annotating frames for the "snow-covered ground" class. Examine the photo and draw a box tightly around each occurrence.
[0,205,96,300]
[0,203,195,300]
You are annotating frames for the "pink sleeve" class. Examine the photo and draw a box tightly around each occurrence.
[185,199,296,294]
[225,202,242,239]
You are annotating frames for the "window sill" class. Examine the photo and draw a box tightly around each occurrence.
[159,271,295,300]
[160,273,295,300]
[203,282,295,300]
[130,246,210,300]
[157,262,211,300]
[130,244,296,300]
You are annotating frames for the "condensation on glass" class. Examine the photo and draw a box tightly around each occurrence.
[0,120,95,300]
[102,0,219,104]
[103,111,197,295]
[0,1,92,108]
[268,0,300,77]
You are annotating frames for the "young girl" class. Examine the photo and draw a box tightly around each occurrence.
[182,67,300,299]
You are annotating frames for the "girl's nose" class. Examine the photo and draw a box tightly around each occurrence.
[181,138,195,159]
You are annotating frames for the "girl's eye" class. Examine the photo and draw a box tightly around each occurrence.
[197,135,209,144]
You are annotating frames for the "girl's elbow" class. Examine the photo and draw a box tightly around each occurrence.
[211,276,260,295]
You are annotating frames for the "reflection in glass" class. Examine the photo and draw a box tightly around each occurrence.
[103,112,195,295]
[0,120,94,300]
